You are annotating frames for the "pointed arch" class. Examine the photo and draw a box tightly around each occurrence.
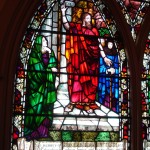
[1,0,150,150]
[0,1,44,150]
[11,0,132,149]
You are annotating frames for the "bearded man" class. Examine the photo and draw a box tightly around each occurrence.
[61,4,111,113]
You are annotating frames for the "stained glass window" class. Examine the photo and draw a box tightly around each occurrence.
[11,0,131,149]
[142,32,150,149]
[116,0,150,40]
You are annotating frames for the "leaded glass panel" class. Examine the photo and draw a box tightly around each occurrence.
[11,0,131,149]
[116,0,150,40]
[142,32,150,149]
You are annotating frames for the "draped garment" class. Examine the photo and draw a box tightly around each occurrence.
[65,23,100,110]
[24,35,57,137]
[98,44,119,113]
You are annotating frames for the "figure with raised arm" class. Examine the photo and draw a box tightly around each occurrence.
[61,4,112,113]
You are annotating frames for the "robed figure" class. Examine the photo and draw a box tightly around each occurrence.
[99,39,119,113]
[61,4,109,113]
[24,35,57,140]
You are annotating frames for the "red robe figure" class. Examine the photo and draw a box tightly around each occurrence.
[61,4,112,113]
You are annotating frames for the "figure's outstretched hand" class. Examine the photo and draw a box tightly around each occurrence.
[61,3,67,15]
[107,67,115,75]
[104,57,112,67]
[41,46,51,54]
[61,3,70,30]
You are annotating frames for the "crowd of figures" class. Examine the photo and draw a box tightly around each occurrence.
[24,2,120,140]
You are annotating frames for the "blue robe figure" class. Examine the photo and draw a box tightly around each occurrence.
[98,39,119,113]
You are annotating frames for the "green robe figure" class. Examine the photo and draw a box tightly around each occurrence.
[24,35,57,140]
